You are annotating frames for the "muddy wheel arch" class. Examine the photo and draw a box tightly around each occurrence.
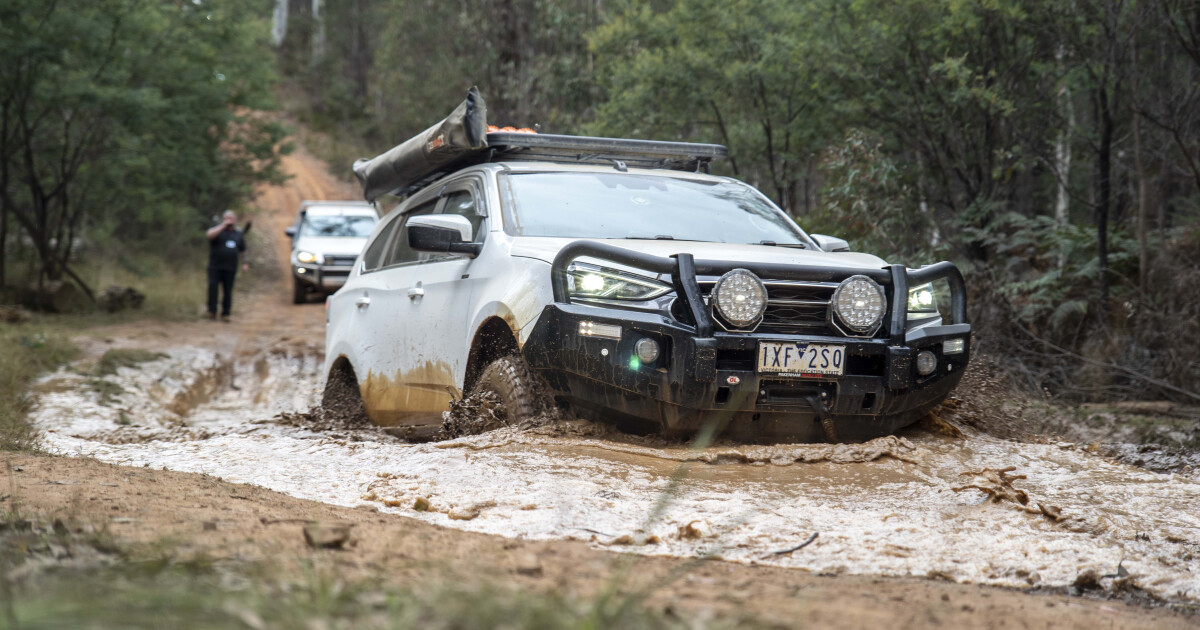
[321,356,370,425]
[463,317,520,394]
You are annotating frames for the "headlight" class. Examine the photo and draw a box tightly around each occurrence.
[296,251,319,264]
[712,269,767,327]
[907,283,937,315]
[566,264,671,301]
[831,275,886,334]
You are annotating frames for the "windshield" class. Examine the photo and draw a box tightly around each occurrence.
[300,214,377,238]
[503,172,808,244]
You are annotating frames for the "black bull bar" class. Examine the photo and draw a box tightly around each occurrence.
[550,240,968,343]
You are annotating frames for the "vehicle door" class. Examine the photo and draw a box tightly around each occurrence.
[395,176,491,409]
[350,198,439,427]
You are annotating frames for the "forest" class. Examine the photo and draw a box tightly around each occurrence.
[3,0,1200,402]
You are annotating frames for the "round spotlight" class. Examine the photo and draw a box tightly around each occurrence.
[712,269,767,328]
[634,338,660,364]
[831,275,886,334]
[916,350,937,376]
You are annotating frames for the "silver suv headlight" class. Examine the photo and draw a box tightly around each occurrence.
[712,269,767,327]
[296,250,320,264]
[566,263,671,301]
[832,275,886,334]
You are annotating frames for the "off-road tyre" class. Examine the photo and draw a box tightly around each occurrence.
[320,361,371,428]
[292,276,307,304]
[473,355,551,422]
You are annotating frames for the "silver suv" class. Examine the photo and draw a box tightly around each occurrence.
[285,201,378,304]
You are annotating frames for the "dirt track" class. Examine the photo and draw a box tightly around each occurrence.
[14,148,1200,628]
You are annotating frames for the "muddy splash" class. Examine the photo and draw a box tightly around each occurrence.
[30,345,1200,603]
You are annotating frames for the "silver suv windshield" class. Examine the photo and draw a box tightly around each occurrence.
[300,214,376,238]
[503,172,809,244]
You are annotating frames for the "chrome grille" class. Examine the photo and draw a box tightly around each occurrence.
[324,255,358,267]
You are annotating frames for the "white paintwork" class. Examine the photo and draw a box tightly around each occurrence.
[406,214,474,241]
[325,162,878,428]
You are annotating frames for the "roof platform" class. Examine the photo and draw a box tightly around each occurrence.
[352,89,727,201]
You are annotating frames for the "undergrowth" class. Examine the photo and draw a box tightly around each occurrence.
[7,562,704,630]
[0,325,78,451]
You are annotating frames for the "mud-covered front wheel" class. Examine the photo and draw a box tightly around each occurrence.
[320,360,370,426]
[472,355,551,421]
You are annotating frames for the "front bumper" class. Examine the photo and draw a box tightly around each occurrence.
[522,241,972,442]
[294,264,352,290]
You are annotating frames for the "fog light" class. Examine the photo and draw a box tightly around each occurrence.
[916,350,937,376]
[578,321,622,340]
[296,267,306,274]
[634,338,660,364]
[943,337,965,355]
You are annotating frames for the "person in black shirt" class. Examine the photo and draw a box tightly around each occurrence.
[205,210,248,321]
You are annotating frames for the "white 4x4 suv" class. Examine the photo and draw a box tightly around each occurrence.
[324,92,970,442]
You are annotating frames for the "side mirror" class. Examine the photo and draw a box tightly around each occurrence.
[407,215,482,258]
[284,226,297,239]
[811,234,850,253]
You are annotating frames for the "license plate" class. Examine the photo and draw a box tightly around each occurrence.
[757,342,845,376]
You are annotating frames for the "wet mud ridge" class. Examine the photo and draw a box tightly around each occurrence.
[29,341,1200,607]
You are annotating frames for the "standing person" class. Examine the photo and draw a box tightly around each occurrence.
[205,210,249,321]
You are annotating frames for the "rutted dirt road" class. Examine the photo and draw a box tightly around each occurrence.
[15,148,1200,628]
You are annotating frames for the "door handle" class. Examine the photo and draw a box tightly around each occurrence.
[407,287,425,300]
[355,296,371,307]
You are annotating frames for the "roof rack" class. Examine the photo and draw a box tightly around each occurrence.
[352,89,727,201]
[485,132,726,172]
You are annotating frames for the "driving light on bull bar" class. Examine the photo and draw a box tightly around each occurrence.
[832,275,886,334]
[634,338,660,364]
[578,320,622,340]
[916,350,937,376]
[943,337,965,355]
[712,269,767,327]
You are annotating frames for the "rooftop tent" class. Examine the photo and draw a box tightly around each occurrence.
[352,88,488,202]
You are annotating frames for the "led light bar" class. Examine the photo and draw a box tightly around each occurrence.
[943,338,965,355]
[578,321,622,340]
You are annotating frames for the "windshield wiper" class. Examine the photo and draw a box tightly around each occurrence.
[759,240,807,249]
[624,235,675,240]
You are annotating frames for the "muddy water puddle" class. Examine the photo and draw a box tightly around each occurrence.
[31,346,1200,602]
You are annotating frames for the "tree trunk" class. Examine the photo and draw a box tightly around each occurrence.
[311,0,325,64]
[1053,46,1073,229]
[1096,83,1113,324]
[271,0,288,47]
[1131,26,1149,292]
[0,199,7,290]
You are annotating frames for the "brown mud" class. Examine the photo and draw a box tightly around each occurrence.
[14,146,1200,628]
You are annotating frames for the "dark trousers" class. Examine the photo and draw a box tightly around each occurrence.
[207,267,237,316]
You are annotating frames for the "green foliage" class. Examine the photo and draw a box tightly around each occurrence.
[0,0,289,292]
[589,0,836,211]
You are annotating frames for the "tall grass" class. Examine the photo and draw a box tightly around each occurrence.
[0,323,78,451]
[8,562,710,630]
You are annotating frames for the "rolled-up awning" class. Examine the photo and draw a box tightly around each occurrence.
[352,88,488,202]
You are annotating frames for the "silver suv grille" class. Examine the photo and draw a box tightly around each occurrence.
[323,255,358,267]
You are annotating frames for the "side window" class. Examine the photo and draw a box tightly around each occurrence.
[441,189,486,243]
[361,216,400,272]
[382,200,437,267]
